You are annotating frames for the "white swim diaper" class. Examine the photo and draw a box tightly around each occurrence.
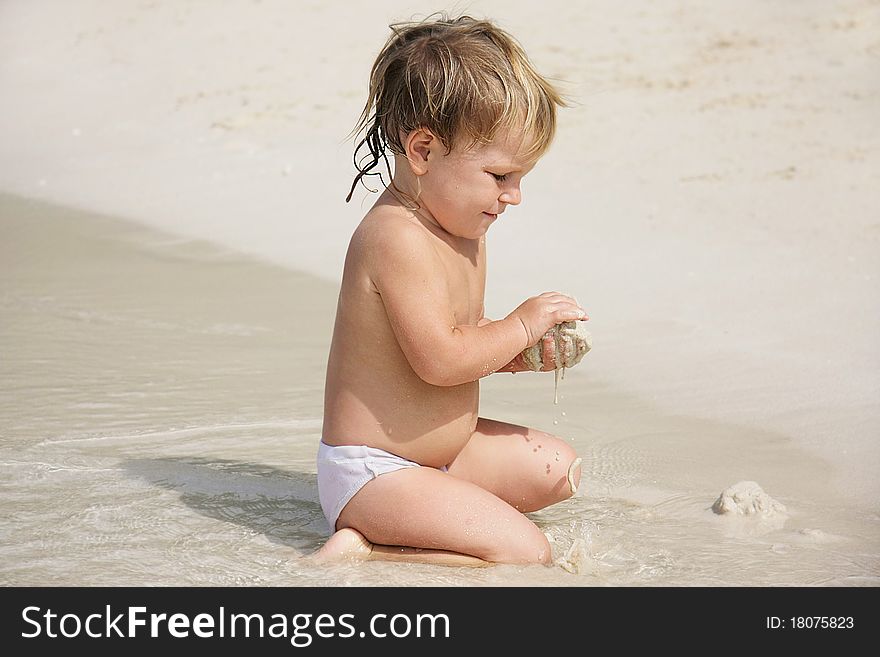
[317,441,426,531]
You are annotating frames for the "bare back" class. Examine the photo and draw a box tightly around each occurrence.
[322,192,486,467]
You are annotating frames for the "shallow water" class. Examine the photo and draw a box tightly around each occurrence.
[1,194,877,586]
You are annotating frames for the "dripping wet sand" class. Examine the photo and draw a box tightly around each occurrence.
[1,194,877,586]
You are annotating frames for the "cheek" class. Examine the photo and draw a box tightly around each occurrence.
[437,174,466,203]
[424,164,490,214]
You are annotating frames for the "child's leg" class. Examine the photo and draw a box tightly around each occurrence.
[313,527,491,567]
[445,417,582,512]
[327,466,552,565]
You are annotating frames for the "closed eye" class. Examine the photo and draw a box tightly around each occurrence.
[489,172,508,182]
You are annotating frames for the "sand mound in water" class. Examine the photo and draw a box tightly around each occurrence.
[712,481,787,517]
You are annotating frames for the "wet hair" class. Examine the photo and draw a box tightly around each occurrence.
[345,13,567,202]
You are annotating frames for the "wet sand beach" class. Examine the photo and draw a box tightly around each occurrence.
[1,194,877,586]
[1,0,878,585]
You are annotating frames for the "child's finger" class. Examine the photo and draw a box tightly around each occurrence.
[557,307,587,321]
[540,333,556,370]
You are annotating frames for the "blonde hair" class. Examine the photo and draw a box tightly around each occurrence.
[345,13,567,202]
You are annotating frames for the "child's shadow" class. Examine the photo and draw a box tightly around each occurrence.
[124,456,330,553]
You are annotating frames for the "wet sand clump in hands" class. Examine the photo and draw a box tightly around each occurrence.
[521,321,592,372]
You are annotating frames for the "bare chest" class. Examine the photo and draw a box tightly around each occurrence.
[435,245,485,325]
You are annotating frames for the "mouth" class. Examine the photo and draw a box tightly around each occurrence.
[482,212,498,220]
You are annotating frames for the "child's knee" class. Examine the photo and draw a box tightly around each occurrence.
[535,534,553,565]
[547,439,581,499]
[487,527,551,565]
[555,439,578,466]
[514,530,552,565]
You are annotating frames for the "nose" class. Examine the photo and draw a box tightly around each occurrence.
[499,184,521,206]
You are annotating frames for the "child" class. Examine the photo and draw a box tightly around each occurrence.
[313,14,587,566]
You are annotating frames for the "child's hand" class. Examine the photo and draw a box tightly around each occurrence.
[507,292,588,347]
[521,321,592,371]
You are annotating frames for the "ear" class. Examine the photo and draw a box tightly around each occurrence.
[402,128,435,176]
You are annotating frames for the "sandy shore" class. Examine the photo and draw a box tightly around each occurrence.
[1,1,878,583]
[2,193,877,585]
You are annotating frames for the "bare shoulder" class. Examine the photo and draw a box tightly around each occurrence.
[351,206,440,279]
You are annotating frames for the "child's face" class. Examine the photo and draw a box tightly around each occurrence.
[418,129,538,240]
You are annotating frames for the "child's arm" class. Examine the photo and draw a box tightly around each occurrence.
[367,222,585,387]
[486,320,591,373]
[478,321,556,373]
[493,352,530,373]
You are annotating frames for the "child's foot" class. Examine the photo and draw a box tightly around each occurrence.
[310,527,374,564]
